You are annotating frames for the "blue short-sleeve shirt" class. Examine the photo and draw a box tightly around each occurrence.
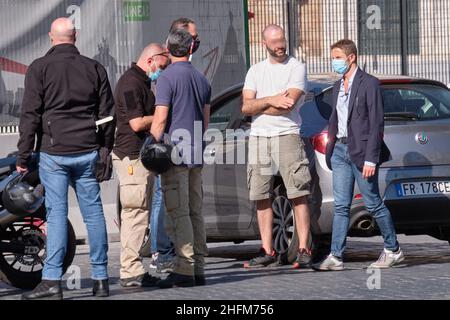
[155,61,211,167]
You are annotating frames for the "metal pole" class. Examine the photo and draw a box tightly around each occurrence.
[343,0,348,39]
[243,0,251,70]
[400,0,409,75]
[286,0,294,56]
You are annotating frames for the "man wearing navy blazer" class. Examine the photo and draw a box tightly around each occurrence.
[313,40,404,271]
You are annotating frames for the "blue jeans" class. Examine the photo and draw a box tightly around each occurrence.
[150,175,175,262]
[39,151,108,280]
[330,143,399,258]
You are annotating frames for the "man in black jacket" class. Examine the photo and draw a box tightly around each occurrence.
[17,18,115,299]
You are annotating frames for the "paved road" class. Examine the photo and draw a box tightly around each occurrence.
[1,235,450,300]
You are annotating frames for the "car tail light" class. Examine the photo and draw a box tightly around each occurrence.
[312,131,328,154]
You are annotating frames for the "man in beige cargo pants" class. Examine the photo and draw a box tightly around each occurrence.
[113,43,169,287]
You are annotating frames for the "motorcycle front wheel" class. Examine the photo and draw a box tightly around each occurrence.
[0,216,77,290]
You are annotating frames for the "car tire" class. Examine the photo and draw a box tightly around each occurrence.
[272,185,313,265]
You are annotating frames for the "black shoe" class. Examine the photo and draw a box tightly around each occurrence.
[142,273,161,287]
[244,248,278,268]
[195,275,206,286]
[93,280,109,297]
[22,280,63,300]
[120,273,161,288]
[156,273,195,289]
[293,248,313,269]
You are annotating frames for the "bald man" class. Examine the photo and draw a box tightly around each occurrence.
[112,43,170,287]
[18,18,115,300]
[242,24,312,269]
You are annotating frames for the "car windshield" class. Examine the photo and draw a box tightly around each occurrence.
[382,84,450,120]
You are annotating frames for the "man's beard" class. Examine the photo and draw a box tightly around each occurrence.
[267,46,287,59]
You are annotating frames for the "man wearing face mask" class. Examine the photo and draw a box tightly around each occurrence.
[148,17,202,274]
[112,43,170,287]
[170,17,201,61]
[312,39,403,271]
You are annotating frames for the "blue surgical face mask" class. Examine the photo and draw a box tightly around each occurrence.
[148,61,163,82]
[149,68,162,82]
[332,59,350,75]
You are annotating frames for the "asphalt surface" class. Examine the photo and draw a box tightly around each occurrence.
[1,235,450,300]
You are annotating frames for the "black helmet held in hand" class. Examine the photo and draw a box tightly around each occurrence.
[2,174,44,216]
[140,136,175,175]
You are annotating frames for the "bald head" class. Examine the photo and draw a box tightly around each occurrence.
[137,43,170,76]
[50,18,76,45]
[262,24,285,41]
[139,43,165,61]
[262,24,288,62]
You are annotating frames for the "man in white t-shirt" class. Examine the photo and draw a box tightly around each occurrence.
[242,24,312,269]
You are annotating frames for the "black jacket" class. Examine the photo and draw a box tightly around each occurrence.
[17,44,115,167]
[326,68,391,171]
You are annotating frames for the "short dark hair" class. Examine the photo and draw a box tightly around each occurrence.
[167,29,193,58]
[331,39,358,57]
[170,17,195,33]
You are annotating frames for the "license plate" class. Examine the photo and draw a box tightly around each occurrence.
[396,181,450,197]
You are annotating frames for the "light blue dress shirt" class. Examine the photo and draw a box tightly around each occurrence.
[336,68,376,167]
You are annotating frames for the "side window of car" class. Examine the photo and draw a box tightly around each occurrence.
[383,88,438,118]
[315,89,333,120]
[382,89,404,113]
[210,94,242,131]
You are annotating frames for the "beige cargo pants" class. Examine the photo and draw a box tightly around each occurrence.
[113,153,154,279]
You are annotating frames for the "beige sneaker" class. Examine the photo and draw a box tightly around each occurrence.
[312,254,344,271]
[369,248,405,269]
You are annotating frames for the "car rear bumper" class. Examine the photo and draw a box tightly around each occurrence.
[379,165,450,227]
[386,197,450,227]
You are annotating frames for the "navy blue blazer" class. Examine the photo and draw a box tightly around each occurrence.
[325,68,391,171]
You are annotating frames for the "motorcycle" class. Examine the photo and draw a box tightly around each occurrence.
[0,154,76,289]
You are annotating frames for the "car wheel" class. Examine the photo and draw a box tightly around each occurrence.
[272,185,312,265]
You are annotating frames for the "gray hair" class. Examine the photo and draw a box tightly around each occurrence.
[167,29,193,58]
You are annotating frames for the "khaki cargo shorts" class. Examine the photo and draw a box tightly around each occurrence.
[247,134,311,201]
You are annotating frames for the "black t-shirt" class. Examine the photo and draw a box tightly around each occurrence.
[113,63,155,160]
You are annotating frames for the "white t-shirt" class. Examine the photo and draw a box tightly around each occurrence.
[243,56,307,137]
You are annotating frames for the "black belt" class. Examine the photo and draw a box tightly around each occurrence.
[337,137,348,144]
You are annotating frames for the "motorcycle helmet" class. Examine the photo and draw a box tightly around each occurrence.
[2,174,44,216]
[140,136,175,174]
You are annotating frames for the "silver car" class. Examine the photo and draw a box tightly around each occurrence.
[202,74,450,263]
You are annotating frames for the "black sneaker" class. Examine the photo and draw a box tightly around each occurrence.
[22,280,63,300]
[156,273,195,289]
[244,248,277,268]
[120,273,161,288]
[293,249,313,269]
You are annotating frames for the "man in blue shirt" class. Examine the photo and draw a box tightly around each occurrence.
[150,18,202,274]
[151,29,211,288]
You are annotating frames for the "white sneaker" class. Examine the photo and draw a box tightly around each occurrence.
[369,248,405,269]
[312,254,344,271]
